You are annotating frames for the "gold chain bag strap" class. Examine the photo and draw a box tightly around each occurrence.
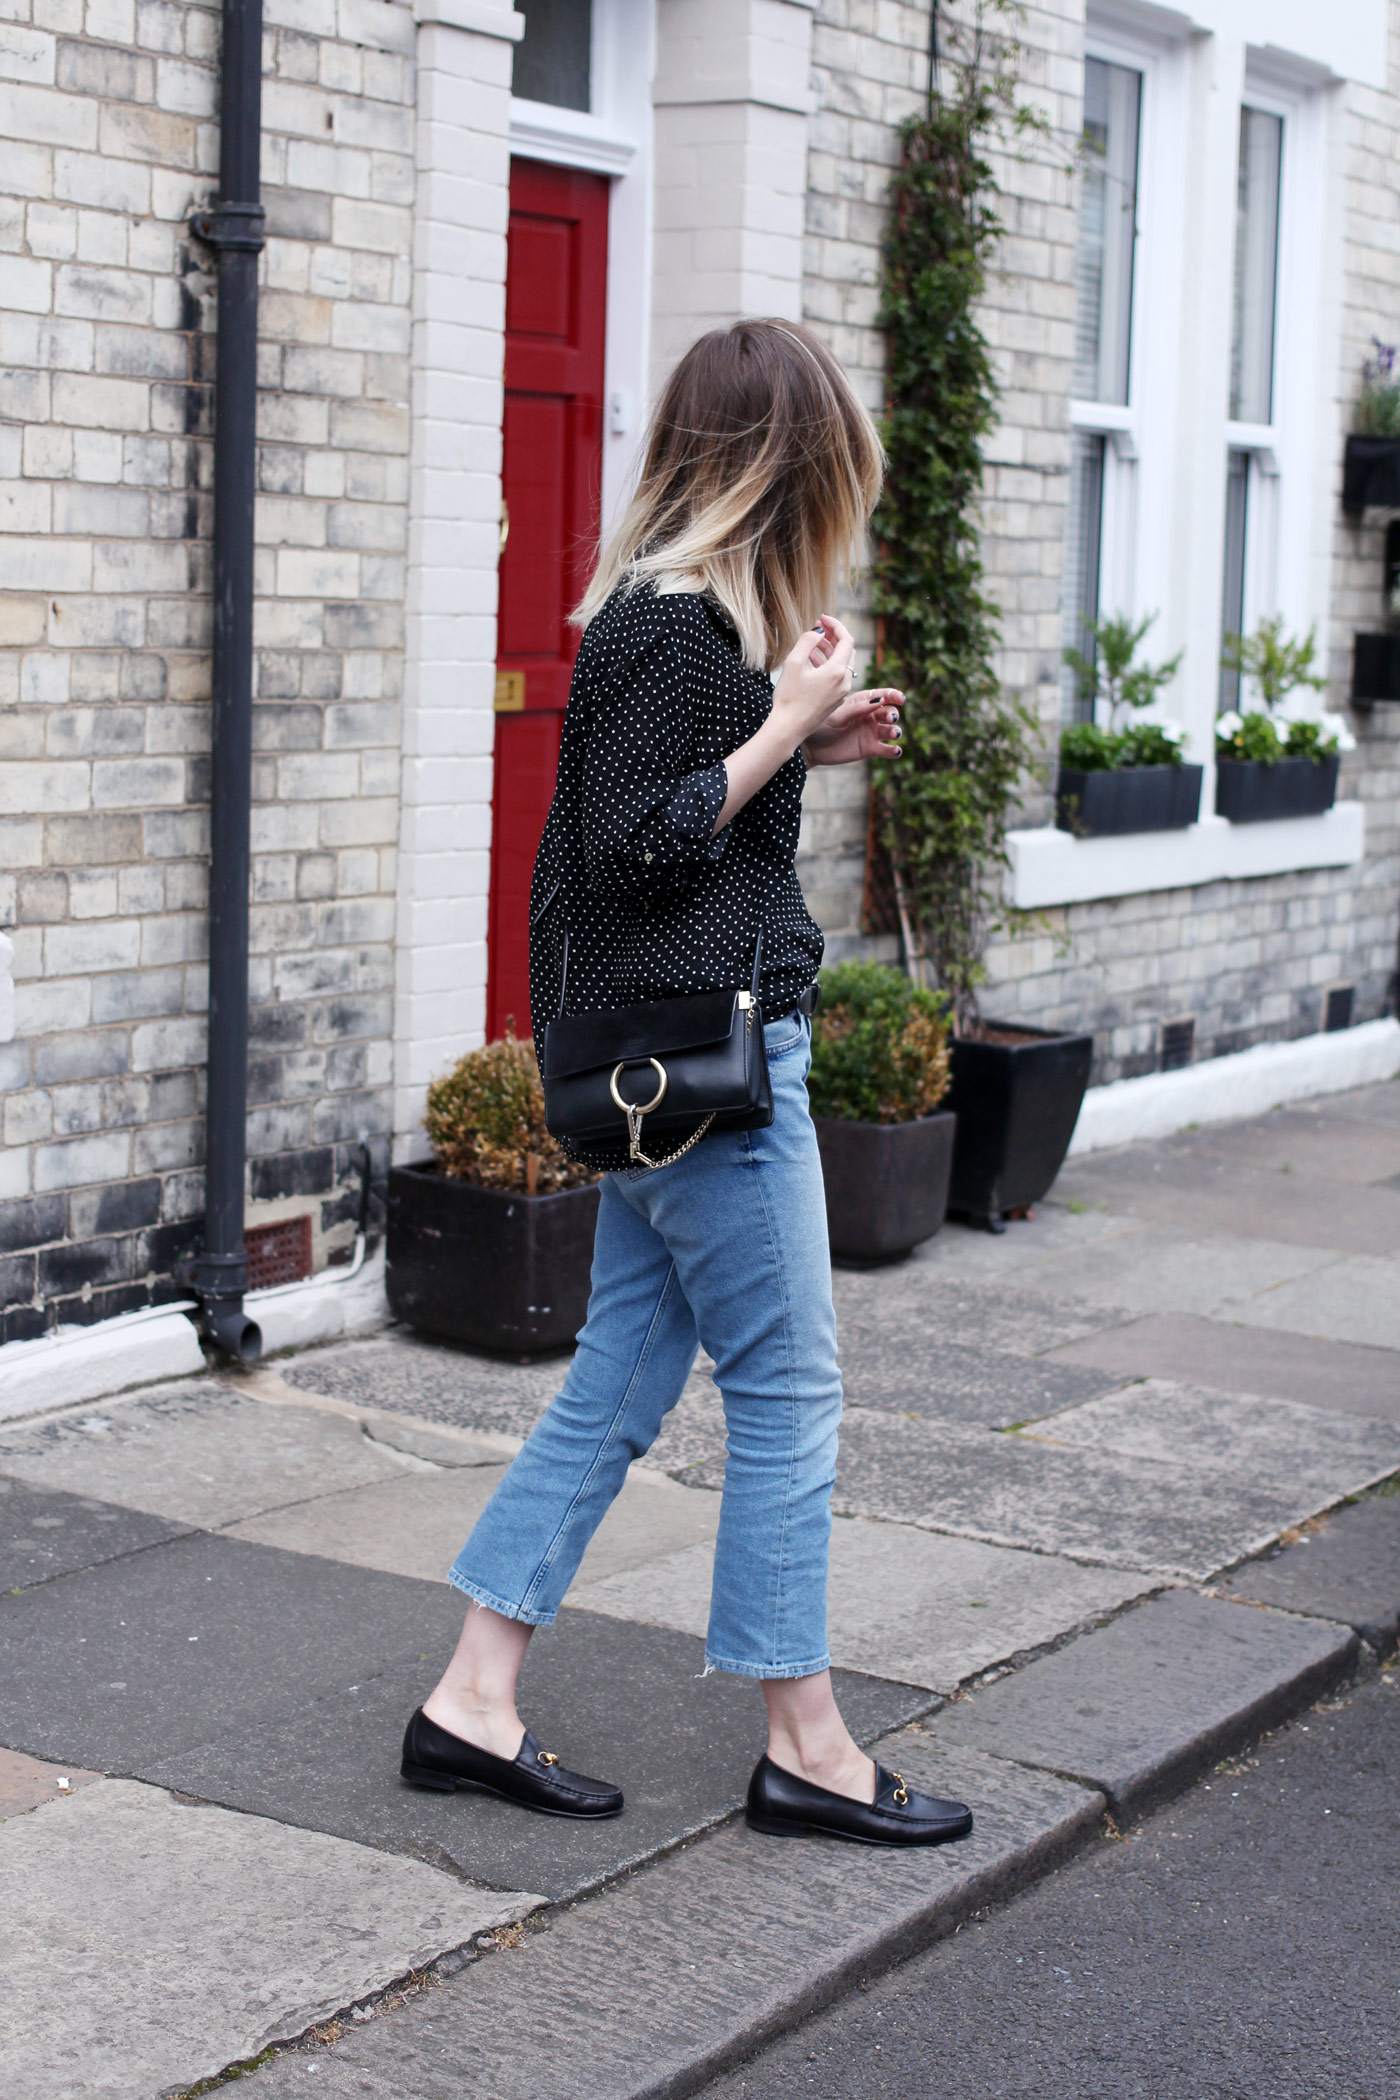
[539,914,775,1172]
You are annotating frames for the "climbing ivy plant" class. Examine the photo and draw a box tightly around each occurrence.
[868,1,1057,1035]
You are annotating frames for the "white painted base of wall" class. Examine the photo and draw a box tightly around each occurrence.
[0,1299,206,1425]
[0,1245,391,1427]
[251,1244,390,1357]
[1068,1016,1400,1155]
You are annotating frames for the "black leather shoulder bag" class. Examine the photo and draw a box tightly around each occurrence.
[540,919,774,1171]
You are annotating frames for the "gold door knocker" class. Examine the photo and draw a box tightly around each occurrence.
[610,1057,668,1165]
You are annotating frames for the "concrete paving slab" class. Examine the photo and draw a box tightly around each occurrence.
[874,1202,1140,1284]
[832,1335,1117,1426]
[223,1733,1105,2100]
[0,1746,101,1819]
[227,1462,720,1590]
[0,1531,476,1770]
[571,1517,1157,1691]
[831,1271,1119,1360]
[1048,1311,1400,1424]
[669,1407,1325,1580]
[1051,1144,1400,1255]
[1216,1491,1400,1655]
[1157,1105,1400,1186]
[1028,1378,1400,1504]
[145,1611,929,1905]
[1009,1225,1340,1321]
[0,1475,188,1590]
[1315,1078,1400,1128]
[0,1778,539,2100]
[0,1384,433,1530]
[1226,1253,1400,1353]
[932,1588,1357,1818]
[283,1331,565,1433]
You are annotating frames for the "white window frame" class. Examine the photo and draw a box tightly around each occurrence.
[1009,8,1362,908]
[1066,22,1186,734]
[1222,65,1327,710]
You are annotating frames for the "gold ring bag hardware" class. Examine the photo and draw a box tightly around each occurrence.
[539,912,775,1171]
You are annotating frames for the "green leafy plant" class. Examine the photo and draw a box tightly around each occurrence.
[424,1029,597,1193]
[1216,614,1354,766]
[1119,720,1187,767]
[1356,338,1400,437]
[866,1,1056,1035]
[1057,721,1124,773]
[1215,709,1354,765]
[1062,610,1184,755]
[807,961,953,1125]
[1220,613,1327,716]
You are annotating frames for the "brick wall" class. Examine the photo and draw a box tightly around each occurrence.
[0,0,413,1342]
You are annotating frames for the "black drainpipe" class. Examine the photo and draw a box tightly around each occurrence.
[184,0,265,1363]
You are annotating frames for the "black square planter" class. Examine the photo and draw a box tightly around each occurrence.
[1352,632,1400,707]
[943,1022,1094,1233]
[1215,753,1340,823]
[1055,762,1202,837]
[386,1161,601,1357]
[1342,433,1400,515]
[813,1109,957,1266]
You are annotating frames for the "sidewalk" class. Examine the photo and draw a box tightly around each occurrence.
[4,1080,1400,2099]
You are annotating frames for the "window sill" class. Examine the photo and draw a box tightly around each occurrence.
[1007,802,1365,910]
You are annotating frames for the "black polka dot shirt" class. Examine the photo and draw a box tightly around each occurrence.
[527,576,825,1169]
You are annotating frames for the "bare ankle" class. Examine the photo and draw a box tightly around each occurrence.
[422,1684,523,1760]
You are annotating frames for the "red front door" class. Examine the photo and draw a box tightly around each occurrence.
[486,157,610,1042]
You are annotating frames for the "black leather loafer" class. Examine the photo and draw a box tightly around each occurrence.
[400,1707,623,1819]
[745,1753,973,1847]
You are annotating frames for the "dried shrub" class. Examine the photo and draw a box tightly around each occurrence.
[423,1028,598,1193]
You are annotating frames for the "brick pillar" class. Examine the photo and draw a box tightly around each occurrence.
[650,0,817,385]
[393,0,523,1159]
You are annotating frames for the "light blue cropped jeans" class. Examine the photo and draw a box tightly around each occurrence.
[445,1005,844,1678]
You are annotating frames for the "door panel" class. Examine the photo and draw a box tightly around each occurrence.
[487,158,609,1044]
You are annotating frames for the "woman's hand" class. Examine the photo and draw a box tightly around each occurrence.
[770,614,859,745]
[802,687,905,767]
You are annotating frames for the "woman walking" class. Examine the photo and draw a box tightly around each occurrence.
[400,317,974,1849]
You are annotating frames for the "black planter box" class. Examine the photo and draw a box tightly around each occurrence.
[1055,762,1203,837]
[1352,632,1400,707]
[1215,752,1340,823]
[1342,433,1400,515]
[943,1022,1094,1232]
[387,1161,600,1357]
[813,1109,956,1266]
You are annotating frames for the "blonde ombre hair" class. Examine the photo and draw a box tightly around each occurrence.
[570,318,887,676]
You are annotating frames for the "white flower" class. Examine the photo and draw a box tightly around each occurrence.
[1158,722,1185,744]
[1215,710,1244,738]
[1317,710,1357,754]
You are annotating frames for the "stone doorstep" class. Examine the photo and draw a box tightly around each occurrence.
[224,1593,1380,2100]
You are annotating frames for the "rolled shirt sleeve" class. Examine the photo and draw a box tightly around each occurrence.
[579,597,732,903]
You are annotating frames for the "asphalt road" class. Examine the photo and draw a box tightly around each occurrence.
[706,1669,1400,2100]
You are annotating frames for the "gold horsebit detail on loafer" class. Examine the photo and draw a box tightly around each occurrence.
[536,1749,559,1767]
[891,1771,910,1806]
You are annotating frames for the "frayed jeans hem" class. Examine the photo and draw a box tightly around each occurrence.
[446,1568,557,1627]
[701,1650,832,1682]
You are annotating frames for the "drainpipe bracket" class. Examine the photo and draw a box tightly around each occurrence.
[179,1248,249,1299]
[190,200,266,254]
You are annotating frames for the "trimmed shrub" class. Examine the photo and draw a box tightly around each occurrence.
[808,961,953,1125]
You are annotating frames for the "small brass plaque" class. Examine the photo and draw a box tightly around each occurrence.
[494,669,526,712]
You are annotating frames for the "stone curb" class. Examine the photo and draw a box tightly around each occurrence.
[225,1599,1387,2100]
